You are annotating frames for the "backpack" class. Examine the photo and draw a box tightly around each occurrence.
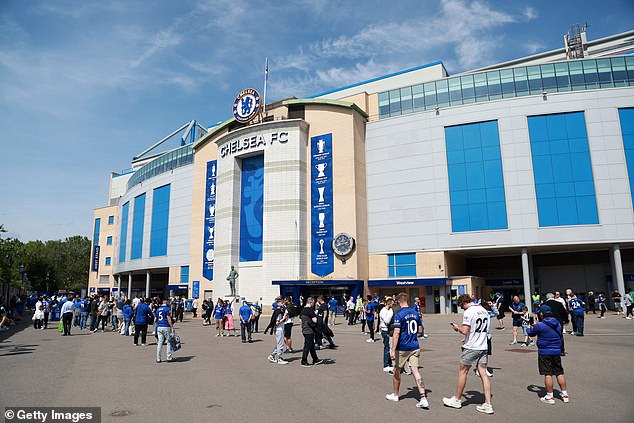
[287,303,301,318]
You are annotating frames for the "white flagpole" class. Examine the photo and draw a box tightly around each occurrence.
[263,57,269,116]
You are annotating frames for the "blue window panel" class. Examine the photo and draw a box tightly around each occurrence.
[619,109,634,135]
[547,114,567,140]
[622,134,634,149]
[565,112,587,138]
[93,218,101,247]
[448,165,468,190]
[463,125,481,149]
[446,120,507,232]
[468,203,488,230]
[447,149,465,165]
[555,182,575,197]
[618,108,634,207]
[528,116,548,142]
[130,194,146,260]
[106,236,112,245]
[119,202,129,262]
[388,267,396,277]
[465,148,483,163]
[466,163,485,189]
[484,160,504,187]
[451,190,469,205]
[537,198,559,226]
[396,266,417,277]
[550,139,569,154]
[394,253,416,265]
[574,181,595,196]
[532,157,554,184]
[180,266,189,283]
[445,126,463,151]
[108,215,114,225]
[556,197,578,225]
[468,188,486,204]
[569,137,589,153]
[576,196,599,223]
[451,205,470,232]
[105,257,111,266]
[570,153,593,180]
[551,155,573,183]
[239,155,264,262]
[487,201,508,229]
[535,183,556,199]
[480,121,500,146]
[150,184,170,257]
[531,141,550,157]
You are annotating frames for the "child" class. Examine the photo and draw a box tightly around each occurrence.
[521,306,534,346]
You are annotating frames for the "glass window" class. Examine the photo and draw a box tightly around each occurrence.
[105,257,111,266]
[412,84,424,111]
[436,80,449,108]
[106,236,112,245]
[541,64,556,91]
[448,77,462,106]
[582,60,599,89]
[554,63,570,92]
[597,58,613,88]
[388,253,417,277]
[486,71,502,100]
[527,66,542,95]
[618,108,634,208]
[389,89,401,116]
[611,57,627,86]
[108,215,114,225]
[150,185,170,257]
[378,92,389,118]
[180,266,189,283]
[474,73,488,101]
[460,75,475,104]
[400,86,413,114]
[513,67,528,96]
[423,82,436,110]
[626,57,634,82]
[568,61,585,90]
[500,69,515,98]
[93,218,101,247]
[119,202,129,263]
[130,194,146,260]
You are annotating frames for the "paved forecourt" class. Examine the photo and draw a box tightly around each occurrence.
[1,311,633,422]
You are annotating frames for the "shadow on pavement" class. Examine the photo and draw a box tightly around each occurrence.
[0,311,35,343]
[0,343,38,356]
[171,355,194,362]
[461,390,485,405]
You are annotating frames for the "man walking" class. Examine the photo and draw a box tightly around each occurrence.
[155,299,175,363]
[192,297,199,318]
[509,295,525,345]
[568,294,585,336]
[133,298,154,346]
[300,297,323,367]
[60,294,75,336]
[443,294,493,414]
[526,305,570,404]
[379,297,394,373]
[267,298,288,364]
[544,293,568,355]
[385,292,429,409]
[328,296,338,325]
[365,295,377,342]
[239,300,253,343]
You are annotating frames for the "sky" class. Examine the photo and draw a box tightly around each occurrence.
[1,0,633,242]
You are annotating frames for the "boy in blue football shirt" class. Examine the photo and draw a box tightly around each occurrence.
[239,300,253,343]
[365,295,376,342]
[155,299,175,363]
[385,292,429,409]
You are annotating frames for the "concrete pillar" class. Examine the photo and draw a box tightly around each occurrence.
[117,275,121,298]
[613,244,626,302]
[127,273,132,299]
[439,285,447,314]
[528,253,535,296]
[521,248,532,313]
[145,271,151,298]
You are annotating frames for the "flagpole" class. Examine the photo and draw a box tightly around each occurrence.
[263,57,268,116]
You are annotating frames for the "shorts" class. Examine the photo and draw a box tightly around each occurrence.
[538,354,564,376]
[460,348,488,366]
[394,349,419,370]
[284,322,293,338]
[522,326,530,336]
[497,312,505,319]
[224,314,235,330]
[215,318,223,330]
[512,319,523,327]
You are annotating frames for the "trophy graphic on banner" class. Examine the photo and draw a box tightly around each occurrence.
[319,239,325,255]
[208,226,214,240]
[317,139,325,153]
[318,212,325,228]
[318,187,325,203]
[315,163,327,178]
[210,183,216,196]
[208,205,215,217]
[211,164,216,176]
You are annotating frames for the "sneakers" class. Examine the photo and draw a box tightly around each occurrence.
[366,338,375,343]
[476,403,494,414]
[540,395,555,405]
[141,343,147,346]
[416,397,429,409]
[215,334,220,337]
[527,341,535,346]
[509,340,517,345]
[560,393,570,403]
[383,366,394,373]
[277,358,289,365]
[385,393,399,402]
[314,359,324,365]
[300,362,312,367]
[442,396,463,409]
[486,369,493,377]
[267,355,276,363]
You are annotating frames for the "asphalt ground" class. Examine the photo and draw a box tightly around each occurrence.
[1,310,633,423]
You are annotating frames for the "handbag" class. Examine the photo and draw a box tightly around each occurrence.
[57,321,64,333]
[169,333,182,351]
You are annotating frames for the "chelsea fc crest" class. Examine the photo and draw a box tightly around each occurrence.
[232,88,261,123]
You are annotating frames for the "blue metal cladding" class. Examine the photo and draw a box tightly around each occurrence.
[528,112,598,226]
[150,184,170,257]
[388,253,417,277]
[239,155,264,262]
[203,161,217,280]
[119,202,129,262]
[618,108,634,207]
[130,193,146,260]
[446,120,508,232]
[311,133,335,277]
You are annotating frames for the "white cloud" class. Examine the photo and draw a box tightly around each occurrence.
[130,26,183,69]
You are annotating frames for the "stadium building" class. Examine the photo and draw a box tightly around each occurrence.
[88,27,634,313]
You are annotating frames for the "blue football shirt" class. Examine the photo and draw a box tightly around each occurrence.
[156,305,171,328]
[365,301,376,321]
[393,307,422,351]
[214,306,224,319]
[328,299,338,311]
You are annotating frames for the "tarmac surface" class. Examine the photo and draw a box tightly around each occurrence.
[1,310,633,423]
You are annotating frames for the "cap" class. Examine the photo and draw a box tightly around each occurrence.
[539,304,552,314]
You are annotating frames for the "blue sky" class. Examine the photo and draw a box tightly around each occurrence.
[1,0,632,241]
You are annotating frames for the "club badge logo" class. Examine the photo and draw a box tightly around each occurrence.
[232,88,262,123]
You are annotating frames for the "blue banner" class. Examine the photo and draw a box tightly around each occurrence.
[91,246,100,272]
[368,278,447,287]
[192,280,200,298]
[203,160,217,280]
[311,133,334,277]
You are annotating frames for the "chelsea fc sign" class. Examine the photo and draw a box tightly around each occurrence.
[233,88,261,123]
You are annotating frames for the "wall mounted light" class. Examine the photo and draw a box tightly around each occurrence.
[542,91,548,101]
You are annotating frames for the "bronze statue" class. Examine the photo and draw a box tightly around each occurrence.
[226,265,238,296]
